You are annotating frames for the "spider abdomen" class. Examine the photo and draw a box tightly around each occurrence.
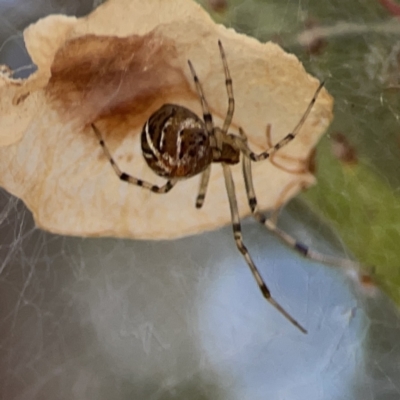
[141,104,213,178]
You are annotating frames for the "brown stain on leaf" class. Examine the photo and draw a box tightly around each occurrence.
[15,91,30,105]
[45,32,193,143]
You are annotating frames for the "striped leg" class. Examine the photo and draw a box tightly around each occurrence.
[238,128,257,213]
[232,82,325,162]
[187,60,215,139]
[265,124,309,174]
[259,217,368,274]
[92,124,177,194]
[218,40,235,134]
[222,163,307,334]
[189,41,235,153]
[196,166,211,208]
[240,147,369,276]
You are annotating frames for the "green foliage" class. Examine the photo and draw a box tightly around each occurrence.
[304,138,400,304]
[199,0,400,305]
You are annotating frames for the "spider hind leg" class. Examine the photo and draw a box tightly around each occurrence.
[92,123,177,194]
[222,163,307,334]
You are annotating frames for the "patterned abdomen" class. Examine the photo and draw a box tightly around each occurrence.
[141,104,213,178]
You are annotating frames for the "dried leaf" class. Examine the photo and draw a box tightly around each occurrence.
[0,0,333,239]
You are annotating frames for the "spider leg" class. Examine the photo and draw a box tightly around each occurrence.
[195,54,235,206]
[196,166,211,208]
[92,123,177,194]
[222,163,307,334]
[187,60,215,139]
[238,128,257,213]
[265,124,309,174]
[240,145,370,276]
[232,82,325,162]
[243,125,311,224]
[218,40,235,134]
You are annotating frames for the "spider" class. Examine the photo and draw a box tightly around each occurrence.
[92,41,359,334]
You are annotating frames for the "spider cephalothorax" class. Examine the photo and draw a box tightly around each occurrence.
[92,41,325,333]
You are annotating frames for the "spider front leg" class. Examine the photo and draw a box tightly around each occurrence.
[232,81,325,162]
[222,163,307,334]
[187,60,215,142]
[217,40,235,135]
[194,40,236,210]
[92,123,177,194]
[265,124,311,174]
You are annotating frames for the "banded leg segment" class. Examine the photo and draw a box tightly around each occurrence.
[92,123,177,194]
[233,82,325,162]
[196,166,211,208]
[187,60,215,140]
[218,40,235,134]
[238,128,257,213]
[265,124,310,174]
[239,146,369,275]
[222,163,307,334]
[257,215,367,274]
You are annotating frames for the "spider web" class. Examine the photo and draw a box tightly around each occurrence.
[1,0,400,399]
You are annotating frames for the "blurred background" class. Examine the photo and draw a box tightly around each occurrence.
[1,0,400,399]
